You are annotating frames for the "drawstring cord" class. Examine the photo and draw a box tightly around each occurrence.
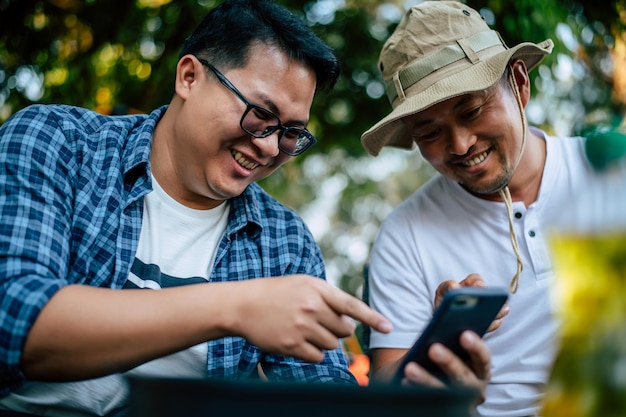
[498,186,523,293]
[500,68,527,294]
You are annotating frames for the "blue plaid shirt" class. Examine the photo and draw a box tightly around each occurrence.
[0,104,356,396]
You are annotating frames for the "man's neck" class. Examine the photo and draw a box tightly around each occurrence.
[503,131,547,207]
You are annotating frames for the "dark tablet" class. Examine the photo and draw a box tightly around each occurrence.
[127,375,477,417]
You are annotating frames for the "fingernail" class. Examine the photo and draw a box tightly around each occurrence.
[462,330,478,345]
[431,343,446,359]
[378,319,393,333]
[343,316,356,332]
[405,364,422,379]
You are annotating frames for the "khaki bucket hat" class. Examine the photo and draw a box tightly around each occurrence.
[361,0,554,156]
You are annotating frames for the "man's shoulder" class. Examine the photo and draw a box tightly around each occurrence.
[232,184,320,261]
[393,174,450,211]
[242,183,298,215]
[233,183,303,226]
[4,104,148,139]
[543,132,588,169]
[538,128,585,153]
[378,174,461,230]
[9,104,97,124]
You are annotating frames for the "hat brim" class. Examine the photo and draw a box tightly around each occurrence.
[361,40,553,156]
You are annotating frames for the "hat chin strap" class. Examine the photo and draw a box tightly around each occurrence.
[498,69,527,294]
[498,186,523,293]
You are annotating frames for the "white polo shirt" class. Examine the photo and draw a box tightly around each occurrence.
[368,129,626,417]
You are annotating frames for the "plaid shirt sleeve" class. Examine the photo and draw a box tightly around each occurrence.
[0,106,77,393]
[0,104,151,395]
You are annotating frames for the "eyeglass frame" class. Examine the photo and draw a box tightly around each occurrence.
[195,57,317,156]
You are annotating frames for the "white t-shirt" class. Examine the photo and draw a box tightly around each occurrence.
[0,178,230,416]
[123,176,231,379]
[368,130,626,417]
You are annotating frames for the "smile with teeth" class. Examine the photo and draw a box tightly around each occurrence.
[462,150,489,167]
[232,150,259,170]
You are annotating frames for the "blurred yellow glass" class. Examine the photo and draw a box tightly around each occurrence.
[542,233,626,417]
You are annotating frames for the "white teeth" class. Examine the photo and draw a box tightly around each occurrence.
[463,151,488,167]
[232,151,259,170]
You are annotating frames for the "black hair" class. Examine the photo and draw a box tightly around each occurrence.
[179,0,339,92]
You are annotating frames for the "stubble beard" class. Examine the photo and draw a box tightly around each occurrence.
[458,152,513,196]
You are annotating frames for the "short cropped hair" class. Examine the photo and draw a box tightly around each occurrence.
[180,0,340,92]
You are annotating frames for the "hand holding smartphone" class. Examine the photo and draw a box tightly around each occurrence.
[391,286,508,384]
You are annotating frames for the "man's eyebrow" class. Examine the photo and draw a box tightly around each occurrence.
[453,92,483,110]
[256,92,308,126]
[410,92,487,130]
[411,118,433,129]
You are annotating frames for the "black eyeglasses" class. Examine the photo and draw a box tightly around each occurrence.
[196,58,317,156]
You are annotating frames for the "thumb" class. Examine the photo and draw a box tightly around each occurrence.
[434,280,461,308]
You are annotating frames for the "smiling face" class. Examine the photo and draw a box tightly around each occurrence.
[152,42,316,209]
[402,69,528,199]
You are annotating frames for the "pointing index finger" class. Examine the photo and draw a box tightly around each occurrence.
[323,287,392,334]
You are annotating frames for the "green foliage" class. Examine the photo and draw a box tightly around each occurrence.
[0,0,624,297]
[1,0,623,146]
[0,0,221,116]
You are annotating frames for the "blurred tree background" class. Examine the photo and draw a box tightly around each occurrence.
[1,0,625,300]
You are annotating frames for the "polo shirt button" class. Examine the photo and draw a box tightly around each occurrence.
[529,230,536,237]
[515,212,522,219]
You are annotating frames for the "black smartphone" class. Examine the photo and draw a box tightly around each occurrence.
[391,286,509,384]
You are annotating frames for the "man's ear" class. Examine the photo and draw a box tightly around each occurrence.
[174,54,201,100]
[510,59,531,107]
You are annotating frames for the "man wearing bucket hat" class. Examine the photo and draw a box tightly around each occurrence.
[359,1,622,416]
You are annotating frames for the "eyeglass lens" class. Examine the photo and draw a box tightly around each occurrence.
[241,107,313,155]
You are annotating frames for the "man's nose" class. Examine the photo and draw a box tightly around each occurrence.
[251,131,281,157]
[447,126,477,155]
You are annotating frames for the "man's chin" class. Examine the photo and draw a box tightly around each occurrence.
[459,178,510,197]
[212,182,250,200]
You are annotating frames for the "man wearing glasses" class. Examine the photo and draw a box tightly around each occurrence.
[0,0,490,415]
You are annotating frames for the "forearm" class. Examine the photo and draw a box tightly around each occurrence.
[21,275,391,383]
[369,348,406,382]
[21,283,240,381]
